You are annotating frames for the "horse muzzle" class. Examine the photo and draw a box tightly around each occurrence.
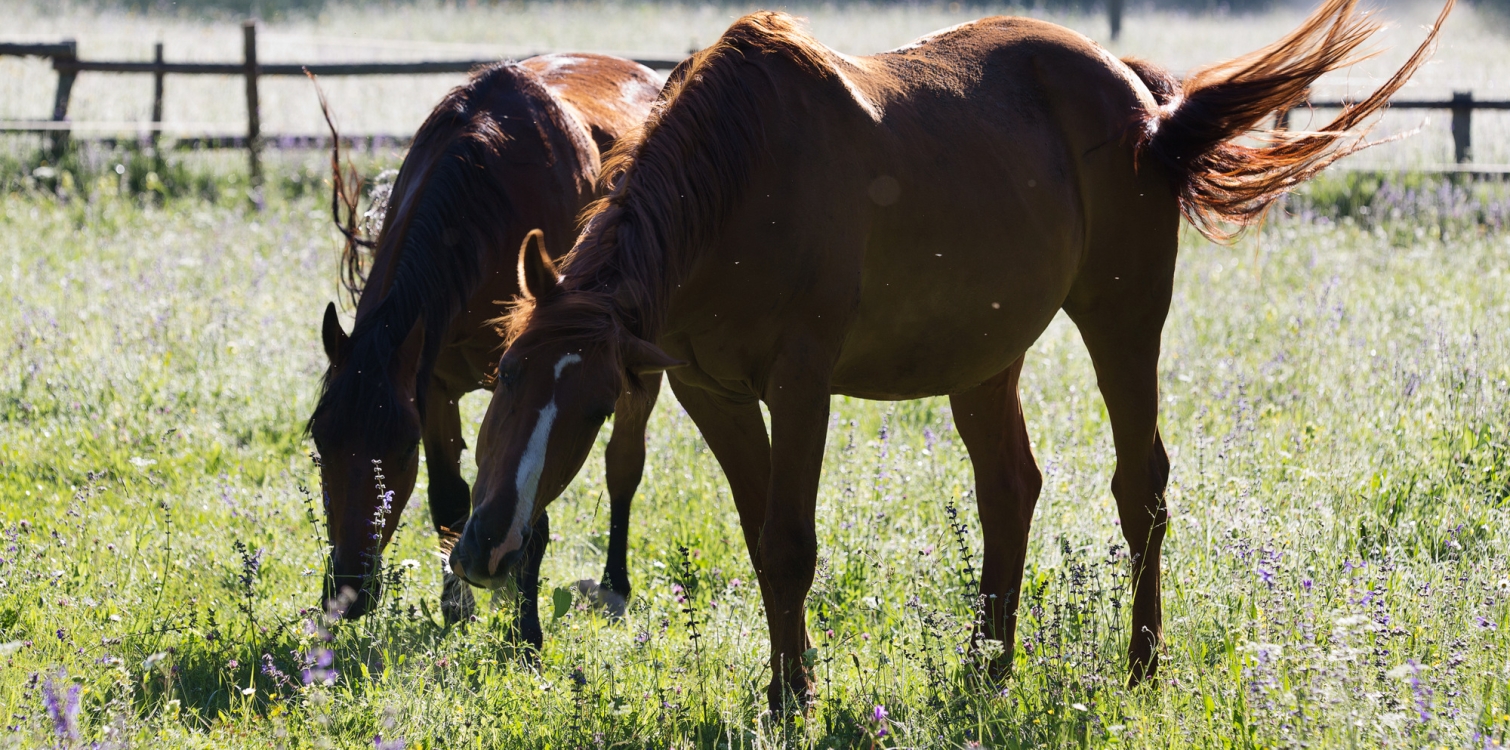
[449,522,526,590]
[322,560,382,620]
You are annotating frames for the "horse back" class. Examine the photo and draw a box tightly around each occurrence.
[521,54,662,157]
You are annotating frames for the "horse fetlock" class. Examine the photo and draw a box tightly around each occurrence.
[766,665,815,714]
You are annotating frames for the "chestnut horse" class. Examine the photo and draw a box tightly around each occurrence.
[451,0,1450,708]
[308,54,661,643]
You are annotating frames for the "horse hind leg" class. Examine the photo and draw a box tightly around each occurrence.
[1065,276,1173,686]
[949,356,1042,681]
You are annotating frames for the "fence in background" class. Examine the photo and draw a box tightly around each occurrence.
[0,22,681,187]
[3,22,1508,179]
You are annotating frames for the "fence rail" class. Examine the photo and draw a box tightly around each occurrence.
[0,21,682,187]
[3,22,1508,178]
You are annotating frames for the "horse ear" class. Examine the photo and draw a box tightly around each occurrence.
[620,333,687,375]
[321,302,349,366]
[517,229,558,300]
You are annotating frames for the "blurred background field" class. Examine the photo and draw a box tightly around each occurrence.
[1,0,1509,165]
[1,1,1509,748]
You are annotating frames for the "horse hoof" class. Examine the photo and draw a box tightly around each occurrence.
[441,572,476,624]
[573,579,627,620]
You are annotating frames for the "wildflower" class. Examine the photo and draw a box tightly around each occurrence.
[374,735,405,750]
[302,648,337,686]
[871,704,889,738]
[1258,567,1275,588]
[1476,616,1497,630]
[261,653,292,688]
[41,670,80,743]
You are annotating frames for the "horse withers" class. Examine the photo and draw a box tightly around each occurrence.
[451,0,1451,709]
[307,54,661,644]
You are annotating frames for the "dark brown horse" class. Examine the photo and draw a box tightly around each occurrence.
[450,0,1450,708]
[308,54,662,643]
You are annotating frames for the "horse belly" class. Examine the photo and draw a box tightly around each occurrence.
[830,184,1080,399]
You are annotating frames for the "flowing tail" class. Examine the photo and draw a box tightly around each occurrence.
[1130,0,1454,241]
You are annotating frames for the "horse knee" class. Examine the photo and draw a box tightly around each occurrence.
[1018,462,1044,504]
[759,525,818,596]
[1149,433,1170,494]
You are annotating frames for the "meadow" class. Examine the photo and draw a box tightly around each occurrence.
[3,2,1510,748]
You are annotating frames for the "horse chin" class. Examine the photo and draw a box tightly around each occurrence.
[448,537,524,592]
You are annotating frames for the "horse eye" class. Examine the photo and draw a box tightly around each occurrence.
[402,441,420,461]
[496,360,522,389]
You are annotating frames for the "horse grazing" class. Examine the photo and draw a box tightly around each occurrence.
[307,54,662,643]
[450,0,1451,708]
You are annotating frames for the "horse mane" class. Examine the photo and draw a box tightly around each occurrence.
[502,12,835,351]
[311,61,589,449]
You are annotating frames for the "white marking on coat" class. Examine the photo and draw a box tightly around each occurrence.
[554,353,582,380]
[490,399,557,573]
[487,352,585,573]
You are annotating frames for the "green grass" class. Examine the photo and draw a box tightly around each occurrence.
[3,0,1509,164]
[1,150,1508,748]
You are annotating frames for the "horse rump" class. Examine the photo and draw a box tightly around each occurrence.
[1133,0,1454,240]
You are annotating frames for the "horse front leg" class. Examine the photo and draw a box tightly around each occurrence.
[600,373,663,607]
[757,361,831,714]
[424,384,475,625]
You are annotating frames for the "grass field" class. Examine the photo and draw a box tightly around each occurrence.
[2,0,1509,164]
[3,2,1510,748]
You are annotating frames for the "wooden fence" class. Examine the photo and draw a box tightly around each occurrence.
[0,22,681,186]
[3,21,1508,179]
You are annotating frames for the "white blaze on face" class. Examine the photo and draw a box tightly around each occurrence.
[487,353,584,574]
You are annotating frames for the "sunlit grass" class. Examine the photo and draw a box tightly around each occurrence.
[1,156,1507,747]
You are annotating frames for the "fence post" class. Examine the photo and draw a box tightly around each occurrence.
[151,42,165,153]
[1450,90,1472,164]
[243,20,262,194]
[49,39,78,157]
[1108,0,1124,41]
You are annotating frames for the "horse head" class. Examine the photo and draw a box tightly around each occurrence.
[449,232,681,588]
[309,302,426,619]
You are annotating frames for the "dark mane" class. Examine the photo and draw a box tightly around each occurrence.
[311,61,589,450]
[503,12,835,347]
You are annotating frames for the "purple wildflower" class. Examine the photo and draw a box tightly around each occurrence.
[41,670,80,743]
[374,735,405,750]
[872,704,888,722]
[302,648,337,686]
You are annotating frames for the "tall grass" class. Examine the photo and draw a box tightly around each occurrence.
[0,151,1507,746]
